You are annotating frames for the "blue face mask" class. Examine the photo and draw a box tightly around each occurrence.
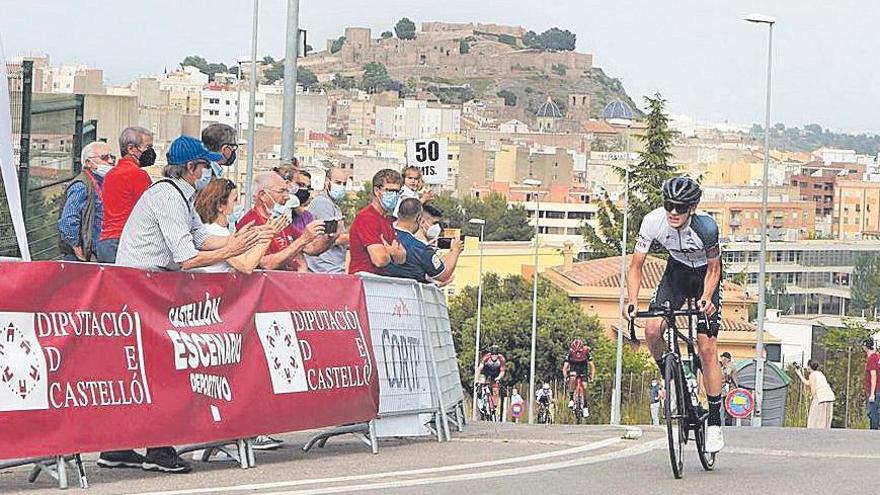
[227,204,246,233]
[329,183,346,202]
[195,162,225,191]
[93,164,112,177]
[380,190,400,213]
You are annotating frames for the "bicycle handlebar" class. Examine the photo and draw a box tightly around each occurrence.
[627,304,707,343]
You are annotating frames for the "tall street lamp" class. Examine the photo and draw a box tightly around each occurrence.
[469,217,486,421]
[745,12,776,427]
[523,177,542,424]
[235,56,249,190]
[244,0,260,208]
[603,100,634,425]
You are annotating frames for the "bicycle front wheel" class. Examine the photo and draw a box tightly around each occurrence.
[694,412,716,471]
[664,354,684,479]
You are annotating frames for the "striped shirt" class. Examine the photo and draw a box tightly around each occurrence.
[116,177,210,271]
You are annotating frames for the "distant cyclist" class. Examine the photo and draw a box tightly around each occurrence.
[536,382,554,406]
[476,345,506,384]
[562,339,595,408]
[624,176,724,453]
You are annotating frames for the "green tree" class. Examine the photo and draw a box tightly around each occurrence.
[536,28,576,52]
[330,36,346,54]
[459,39,470,54]
[341,180,373,225]
[360,62,398,93]
[263,56,285,84]
[850,253,880,319]
[461,193,532,241]
[817,321,874,428]
[523,30,539,48]
[332,72,356,90]
[450,274,650,391]
[582,93,677,258]
[427,192,466,229]
[381,31,394,39]
[394,17,417,40]
[180,55,228,81]
[297,67,318,88]
[496,89,517,106]
[552,63,568,76]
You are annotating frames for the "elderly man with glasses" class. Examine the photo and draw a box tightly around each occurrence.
[236,170,325,272]
[57,141,116,261]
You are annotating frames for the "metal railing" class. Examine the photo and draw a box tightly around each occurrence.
[2,60,92,260]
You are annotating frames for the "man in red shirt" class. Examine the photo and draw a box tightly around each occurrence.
[864,338,879,430]
[348,169,406,274]
[97,126,156,263]
[237,171,324,271]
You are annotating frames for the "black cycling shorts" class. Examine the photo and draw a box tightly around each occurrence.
[648,258,722,338]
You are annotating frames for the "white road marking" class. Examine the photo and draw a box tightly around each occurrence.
[724,447,880,460]
[268,439,667,495]
[127,437,627,495]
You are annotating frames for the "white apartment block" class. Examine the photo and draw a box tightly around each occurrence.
[200,84,327,133]
[521,200,600,253]
[375,99,461,140]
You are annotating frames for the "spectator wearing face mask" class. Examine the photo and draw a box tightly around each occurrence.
[97,127,156,263]
[306,166,349,273]
[236,171,324,271]
[289,170,335,258]
[197,123,239,191]
[384,198,461,283]
[58,141,115,261]
[348,169,406,274]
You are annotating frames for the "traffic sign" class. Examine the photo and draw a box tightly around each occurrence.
[511,402,524,419]
[406,138,448,185]
[724,387,755,419]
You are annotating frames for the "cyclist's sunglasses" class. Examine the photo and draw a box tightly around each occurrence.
[663,201,692,215]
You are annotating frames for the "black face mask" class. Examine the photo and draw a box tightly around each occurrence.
[294,188,311,206]
[223,148,237,166]
[138,147,157,168]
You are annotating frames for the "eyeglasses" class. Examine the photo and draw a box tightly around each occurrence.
[223,143,239,150]
[222,179,237,191]
[381,187,401,193]
[91,154,116,163]
[663,201,691,215]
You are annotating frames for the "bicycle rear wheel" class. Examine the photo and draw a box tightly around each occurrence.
[664,355,684,479]
[694,411,716,471]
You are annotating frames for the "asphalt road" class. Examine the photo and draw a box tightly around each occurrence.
[2,423,878,494]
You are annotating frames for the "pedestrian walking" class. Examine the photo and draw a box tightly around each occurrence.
[650,379,662,426]
[864,338,879,430]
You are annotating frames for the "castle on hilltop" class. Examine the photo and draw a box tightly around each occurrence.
[301,22,592,79]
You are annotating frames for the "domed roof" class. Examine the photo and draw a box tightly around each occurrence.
[536,97,563,119]
[602,99,634,121]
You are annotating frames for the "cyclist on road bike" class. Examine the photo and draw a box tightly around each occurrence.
[624,176,724,453]
[476,345,506,385]
[536,382,554,406]
[562,339,596,408]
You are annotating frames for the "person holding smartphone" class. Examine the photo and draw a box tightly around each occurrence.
[306,166,349,273]
[288,170,335,260]
[385,198,462,284]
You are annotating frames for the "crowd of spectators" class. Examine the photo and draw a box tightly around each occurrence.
[56,125,464,473]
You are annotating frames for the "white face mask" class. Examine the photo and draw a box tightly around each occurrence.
[425,223,442,240]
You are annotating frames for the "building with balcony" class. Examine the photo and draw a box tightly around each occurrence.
[721,240,880,316]
[834,179,880,240]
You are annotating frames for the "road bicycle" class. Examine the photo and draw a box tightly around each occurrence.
[629,299,716,479]
[537,398,554,424]
[567,373,590,424]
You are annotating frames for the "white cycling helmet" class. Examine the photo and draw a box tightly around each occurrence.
[542,383,550,390]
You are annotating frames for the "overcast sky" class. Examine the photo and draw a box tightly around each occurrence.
[2,0,878,133]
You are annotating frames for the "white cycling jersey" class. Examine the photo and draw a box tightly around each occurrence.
[634,207,720,268]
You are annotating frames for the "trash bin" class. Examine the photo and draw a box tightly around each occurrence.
[732,359,792,426]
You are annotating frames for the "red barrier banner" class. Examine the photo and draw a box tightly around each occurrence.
[0,262,378,460]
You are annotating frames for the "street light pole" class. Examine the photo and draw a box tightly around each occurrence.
[611,125,631,425]
[280,0,300,164]
[745,13,776,427]
[235,59,244,188]
[524,178,542,424]
[469,219,486,421]
[244,0,260,208]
